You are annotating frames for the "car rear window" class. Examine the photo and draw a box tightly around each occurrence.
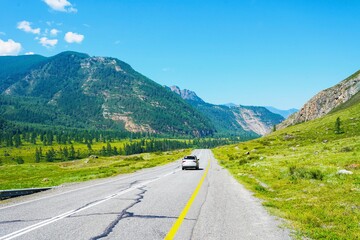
[184,156,196,160]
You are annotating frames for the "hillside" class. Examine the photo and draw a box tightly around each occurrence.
[213,98,360,239]
[169,86,284,136]
[279,70,360,129]
[0,52,214,137]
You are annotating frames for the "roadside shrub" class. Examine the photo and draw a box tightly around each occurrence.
[289,166,324,180]
[259,140,271,146]
[239,159,249,165]
[340,146,352,152]
[15,156,24,164]
[248,155,260,161]
[255,185,267,192]
[125,156,144,161]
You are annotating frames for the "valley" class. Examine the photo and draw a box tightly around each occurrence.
[1,51,360,239]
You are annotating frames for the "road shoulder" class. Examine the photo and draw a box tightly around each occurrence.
[192,152,292,240]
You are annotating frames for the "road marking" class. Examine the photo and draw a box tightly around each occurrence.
[0,169,180,240]
[0,160,181,211]
[164,160,210,240]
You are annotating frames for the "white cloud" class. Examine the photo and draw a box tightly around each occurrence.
[39,37,58,48]
[43,0,77,13]
[64,32,84,43]
[0,39,22,56]
[50,28,60,36]
[25,52,35,55]
[17,21,40,34]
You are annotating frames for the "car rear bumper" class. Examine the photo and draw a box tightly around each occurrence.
[182,162,198,169]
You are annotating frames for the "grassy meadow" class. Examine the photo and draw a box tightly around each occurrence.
[0,140,128,165]
[213,103,360,239]
[0,144,190,190]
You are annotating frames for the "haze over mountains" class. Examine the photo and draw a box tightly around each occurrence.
[168,86,284,136]
[0,51,284,138]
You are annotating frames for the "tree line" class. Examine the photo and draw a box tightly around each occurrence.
[31,138,237,163]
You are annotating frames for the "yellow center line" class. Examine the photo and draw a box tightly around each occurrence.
[164,160,210,240]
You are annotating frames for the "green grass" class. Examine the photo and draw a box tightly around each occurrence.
[0,149,190,190]
[213,102,360,239]
[0,140,132,165]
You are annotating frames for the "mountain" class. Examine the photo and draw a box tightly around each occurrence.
[168,86,204,103]
[223,103,238,108]
[279,70,360,129]
[169,86,284,136]
[265,106,298,118]
[0,51,215,137]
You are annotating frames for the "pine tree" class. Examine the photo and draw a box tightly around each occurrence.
[106,142,112,155]
[35,148,41,163]
[62,147,69,161]
[14,134,21,147]
[113,146,119,155]
[334,117,343,134]
[272,125,277,132]
[69,145,76,159]
[31,132,37,144]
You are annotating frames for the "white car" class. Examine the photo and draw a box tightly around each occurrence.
[182,155,199,170]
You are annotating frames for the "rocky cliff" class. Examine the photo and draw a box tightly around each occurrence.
[279,70,360,129]
[170,86,284,136]
[168,86,204,103]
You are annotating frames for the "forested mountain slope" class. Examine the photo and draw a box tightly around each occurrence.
[0,52,214,136]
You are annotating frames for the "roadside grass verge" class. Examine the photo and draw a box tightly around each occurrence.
[213,103,360,239]
[0,149,190,190]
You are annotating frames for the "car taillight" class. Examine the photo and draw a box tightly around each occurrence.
[193,160,197,163]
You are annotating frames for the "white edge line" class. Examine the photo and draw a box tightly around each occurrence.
[0,160,182,211]
[0,169,181,240]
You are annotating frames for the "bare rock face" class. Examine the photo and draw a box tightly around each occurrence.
[169,86,205,103]
[279,71,360,129]
[169,86,284,136]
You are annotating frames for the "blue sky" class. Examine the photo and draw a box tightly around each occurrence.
[1,0,360,109]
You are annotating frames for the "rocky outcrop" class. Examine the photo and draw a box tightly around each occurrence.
[168,86,204,103]
[232,107,272,135]
[279,70,360,129]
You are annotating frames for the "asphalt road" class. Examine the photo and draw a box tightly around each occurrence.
[0,149,291,240]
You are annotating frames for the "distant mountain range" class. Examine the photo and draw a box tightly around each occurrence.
[0,51,285,138]
[223,104,297,118]
[169,86,284,136]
